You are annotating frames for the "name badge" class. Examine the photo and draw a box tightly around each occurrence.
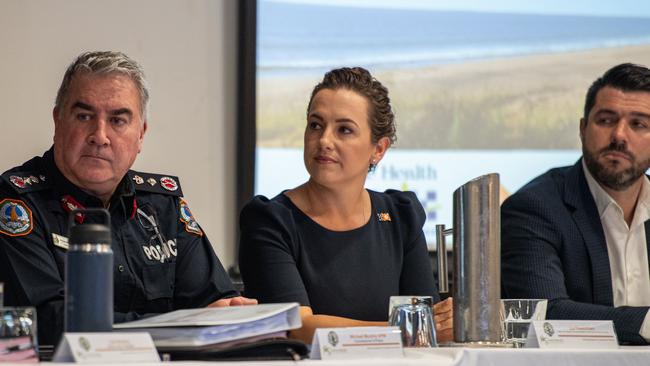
[52,233,69,250]
[53,332,160,363]
[310,327,403,360]
[525,320,618,349]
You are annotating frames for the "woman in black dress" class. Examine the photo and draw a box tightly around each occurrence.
[239,67,453,343]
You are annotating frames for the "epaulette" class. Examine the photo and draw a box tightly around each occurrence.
[128,170,184,197]
[1,171,51,195]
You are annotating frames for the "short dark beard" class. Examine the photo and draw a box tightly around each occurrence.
[582,141,650,191]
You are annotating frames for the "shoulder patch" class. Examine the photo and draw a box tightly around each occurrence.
[1,171,50,195]
[0,198,33,236]
[179,198,203,236]
[129,171,183,197]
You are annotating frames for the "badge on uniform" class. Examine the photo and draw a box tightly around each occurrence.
[0,198,33,236]
[160,177,178,192]
[9,175,42,188]
[61,195,85,224]
[132,175,144,185]
[377,212,392,222]
[10,176,27,188]
[179,198,203,236]
[52,233,69,250]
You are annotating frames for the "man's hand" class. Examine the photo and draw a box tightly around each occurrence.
[207,296,258,307]
[433,297,453,342]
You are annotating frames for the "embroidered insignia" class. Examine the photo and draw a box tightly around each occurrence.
[160,176,178,192]
[141,239,178,263]
[9,176,26,188]
[377,212,392,222]
[39,175,46,182]
[133,175,144,185]
[60,195,85,224]
[28,175,39,184]
[136,207,179,262]
[0,199,33,236]
[52,233,69,250]
[179,198,203,236]
[147,178,157,186]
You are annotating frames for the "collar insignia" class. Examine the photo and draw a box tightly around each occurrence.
[133,175,144,185]
[60,195,85,224]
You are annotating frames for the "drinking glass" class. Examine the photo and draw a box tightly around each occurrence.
[0,307,38,363]
[500,299,547,347]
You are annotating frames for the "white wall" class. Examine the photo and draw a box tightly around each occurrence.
[0,0,240,268]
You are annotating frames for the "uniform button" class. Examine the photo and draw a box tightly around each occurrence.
[118,265,125,272]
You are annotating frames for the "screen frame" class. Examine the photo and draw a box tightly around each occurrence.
[234,0,257,275]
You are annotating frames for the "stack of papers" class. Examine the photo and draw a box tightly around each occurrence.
[113,303,301,349]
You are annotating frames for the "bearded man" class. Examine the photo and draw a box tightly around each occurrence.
[501,63,650,345]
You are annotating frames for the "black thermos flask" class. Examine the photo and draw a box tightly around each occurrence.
[64,208,113,332]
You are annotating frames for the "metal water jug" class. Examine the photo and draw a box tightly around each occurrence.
[435,173,501,344]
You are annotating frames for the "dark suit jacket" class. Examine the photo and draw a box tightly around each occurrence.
[501,160,650,345]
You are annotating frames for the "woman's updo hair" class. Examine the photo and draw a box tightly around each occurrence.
[307,67,396,145]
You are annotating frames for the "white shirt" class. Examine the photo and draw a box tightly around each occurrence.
[582,159,650,340]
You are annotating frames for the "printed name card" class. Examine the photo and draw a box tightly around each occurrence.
[310,326,403,360]
[525,320,618,349]
[53,332,160,363]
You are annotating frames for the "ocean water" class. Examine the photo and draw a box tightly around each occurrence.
[258,1,650,75]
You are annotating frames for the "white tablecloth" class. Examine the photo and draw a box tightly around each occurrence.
[46,346,650,366]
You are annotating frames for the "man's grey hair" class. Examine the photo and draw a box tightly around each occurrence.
[55,51,149,120]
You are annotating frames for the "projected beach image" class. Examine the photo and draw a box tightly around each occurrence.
[255,0,650,243]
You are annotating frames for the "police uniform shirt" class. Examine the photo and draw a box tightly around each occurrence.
[0,148,237,347]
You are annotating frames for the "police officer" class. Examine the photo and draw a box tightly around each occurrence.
[0,51,255,348]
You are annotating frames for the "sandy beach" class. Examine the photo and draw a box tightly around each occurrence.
[257,44,650,149]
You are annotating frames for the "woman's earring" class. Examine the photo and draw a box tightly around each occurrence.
[368,159,377,173]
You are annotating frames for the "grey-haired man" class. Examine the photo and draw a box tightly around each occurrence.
[0,51,254,348]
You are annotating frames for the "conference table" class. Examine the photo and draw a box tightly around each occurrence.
[46,346,650,365]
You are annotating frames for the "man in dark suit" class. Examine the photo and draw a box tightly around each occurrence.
[502,63,650,345]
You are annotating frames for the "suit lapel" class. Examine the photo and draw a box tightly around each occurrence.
[645,220,650,272]
[564,161,613,306]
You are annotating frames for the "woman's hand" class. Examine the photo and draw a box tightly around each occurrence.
[433,297,453,342]
[207,296,258,307]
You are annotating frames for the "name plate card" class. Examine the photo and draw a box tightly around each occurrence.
[53,332,160,363]
[525,320,618,349]
[310,326,403,360]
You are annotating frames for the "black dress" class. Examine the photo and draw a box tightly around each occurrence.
[239,189,438,321]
